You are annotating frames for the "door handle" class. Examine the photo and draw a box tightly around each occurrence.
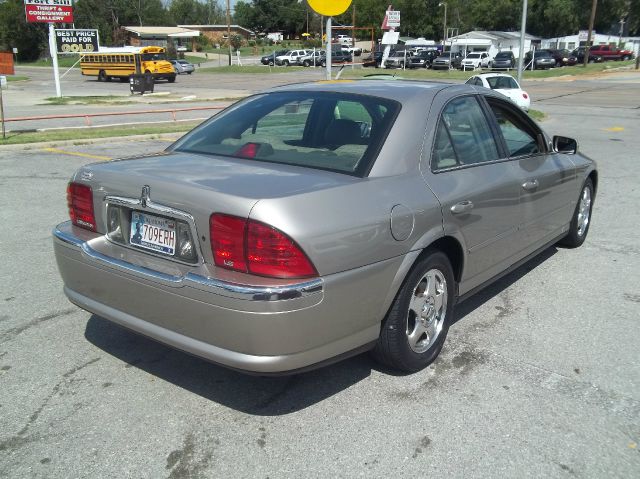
[451,201,474,215]
[522,179,539,191]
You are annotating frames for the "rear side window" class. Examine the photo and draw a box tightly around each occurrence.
[171,91,400,176]
[432,96,499,169]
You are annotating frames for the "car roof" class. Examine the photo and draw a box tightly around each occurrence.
[474,73,515,79]
[268,79,456,103]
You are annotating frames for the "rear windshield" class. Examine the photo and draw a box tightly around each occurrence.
[467,53,481,58]
[487,76,519,89]
[170,91,401,177]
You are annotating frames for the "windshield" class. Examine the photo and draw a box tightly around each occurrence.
[142,52,167,62]
[467,53,481,59]
[495,52,511,59]
[439,53,452,58]
[487,76,519,90]
[171,92,401,177]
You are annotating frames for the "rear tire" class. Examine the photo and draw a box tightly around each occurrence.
[168,75,176,83]
[98,70,106,82]
[558,178,594,248]
[372,251,455,372]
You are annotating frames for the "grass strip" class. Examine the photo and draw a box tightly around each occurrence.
[6,76,29,82]
[0,121,201,146]
[42,95,136,105]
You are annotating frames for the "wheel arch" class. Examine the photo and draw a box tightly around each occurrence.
[377,235,465,322]
[588,170,598,197]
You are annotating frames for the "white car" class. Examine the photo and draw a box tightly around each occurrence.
[275,50,308,66]
[460,52,491,70]
[466,73,531,111]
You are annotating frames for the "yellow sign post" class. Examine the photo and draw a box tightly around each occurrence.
[307,0,353,80]
[307,0,352,16]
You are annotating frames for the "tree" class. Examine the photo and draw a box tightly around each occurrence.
[232,0,306,36]
[0,0,47,61]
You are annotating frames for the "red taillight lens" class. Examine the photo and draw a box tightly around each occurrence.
[210,214,247,272]
[523,92,529,99]
[210,214,317,279]
[67,182,96,231]
[247,220,317,278]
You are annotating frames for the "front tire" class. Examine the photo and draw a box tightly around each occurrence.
[372,251,455,372]
[559,178,594,248]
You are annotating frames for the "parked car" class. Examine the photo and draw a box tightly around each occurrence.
[169,59,195,74]
[566,47,599,65]
[407,50,439,69]
[546,49,572,66]
[54,80,596,375]
[317,50,352,66]
[431,51,462,70]
[261,49,289,66]
[524,50,556,69]
[362,51,384,68]
[275,50,308,66]
[341,45,362,56]
[490,50,516,69]
[466,73,530,111]
[336,34,353,46]
[460,52,492,70]
[384,50,411,69]
[299,50,325,67]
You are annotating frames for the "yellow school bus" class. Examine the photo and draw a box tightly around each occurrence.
[80,46,176,83]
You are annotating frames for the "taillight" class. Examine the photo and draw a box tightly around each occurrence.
[210,213,317,279]
[67,182,96,231]
[210,214,247,272]
[522,92,529,99]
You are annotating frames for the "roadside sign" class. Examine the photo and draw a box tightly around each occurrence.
[24,0,74,24]
[55,29,99,54]
[0,76,6,89]
[382,10,401,30]
[0,52,15,75]
[307,0,352,16]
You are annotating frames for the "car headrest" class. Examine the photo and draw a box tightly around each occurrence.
[325,119,362,148]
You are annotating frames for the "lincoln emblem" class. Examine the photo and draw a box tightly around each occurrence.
[140,185,150,208]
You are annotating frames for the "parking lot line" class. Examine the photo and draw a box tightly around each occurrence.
[42,147,111,161]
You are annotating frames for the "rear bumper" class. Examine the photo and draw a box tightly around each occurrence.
[53,222,388,373]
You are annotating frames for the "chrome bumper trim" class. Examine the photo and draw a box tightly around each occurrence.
[53,223,323,302]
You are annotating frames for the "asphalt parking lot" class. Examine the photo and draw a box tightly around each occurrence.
[1,74,639,478]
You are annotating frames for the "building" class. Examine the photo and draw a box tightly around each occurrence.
[445,31,540,58]
[178,25,256,46]
[122,26,201,51]
[542,33,640,56]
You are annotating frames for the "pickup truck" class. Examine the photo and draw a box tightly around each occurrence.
[589,45,634,61]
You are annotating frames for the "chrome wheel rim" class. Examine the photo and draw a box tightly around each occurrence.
[577,186,592,237]
[406,269,448,354]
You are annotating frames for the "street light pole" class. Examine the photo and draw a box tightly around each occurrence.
[439,3,447,43]
[517,0,528,84]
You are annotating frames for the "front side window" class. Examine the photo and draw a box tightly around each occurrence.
[171,92,400,176]
[487,99,543,157]
[433,96,499,169]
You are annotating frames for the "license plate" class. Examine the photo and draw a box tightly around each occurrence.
[130,211,176,256]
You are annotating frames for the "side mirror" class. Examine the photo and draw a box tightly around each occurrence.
[553,135,578,155]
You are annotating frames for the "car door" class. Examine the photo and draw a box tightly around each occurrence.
[482,96,578,249]
[424,94,523,293]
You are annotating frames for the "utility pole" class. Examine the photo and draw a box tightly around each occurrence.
[439,3,447,43]
[619,18,625,46]
[583,0,598,66]
[226,0,232,66]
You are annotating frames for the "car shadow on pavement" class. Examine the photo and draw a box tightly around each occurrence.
[84,316,373,415]
[451,246,558,325]
[84,246,559,412]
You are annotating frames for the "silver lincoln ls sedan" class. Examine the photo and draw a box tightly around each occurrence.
[53,80,597,374]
